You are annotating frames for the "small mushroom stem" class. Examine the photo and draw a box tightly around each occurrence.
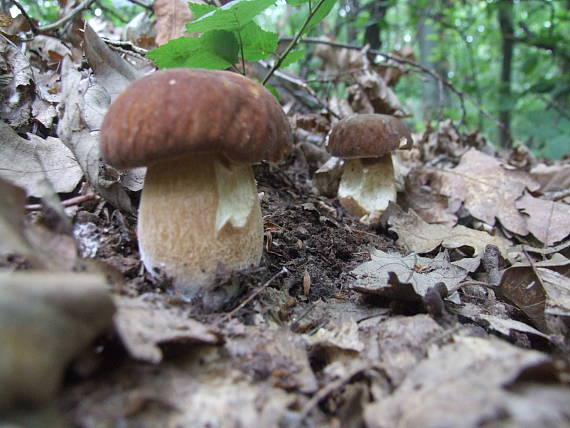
[137,153,263,295]
[337,154,396,225]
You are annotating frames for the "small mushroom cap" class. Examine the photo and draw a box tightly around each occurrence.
[326,114,411,159]
[100,69,293,169]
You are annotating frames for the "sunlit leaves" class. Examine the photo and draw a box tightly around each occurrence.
[185,0,277,33]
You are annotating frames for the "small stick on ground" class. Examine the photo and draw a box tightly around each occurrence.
[25,192,98,211]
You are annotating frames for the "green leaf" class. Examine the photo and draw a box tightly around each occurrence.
[286,0,308,5]
[239,22,278,61]
[146,34,237,69]
[280,48,305,67]
[302,0,337,34]
[265,83,280,100]
[188,2,216,19]
[186,0,277,33]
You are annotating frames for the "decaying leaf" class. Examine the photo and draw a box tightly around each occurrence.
[0,121,83,197]
[113,296,223,364]
[432,149,540,235]
[351,249,478,301]
[349,69,407,117]
[359,315,443,385]
[516,193,570,246]
[399,168,459,227]
[387,206,509,257]
[154,0,198,45]
[364,335,569,428]
[530,162,570,193]
[0,178,30,256]
[0,36,33,128]
[305,317,364,352]
[226,324,318,393]
[499,261,570,331]
[0,271,115,409]
[57,24,146,212]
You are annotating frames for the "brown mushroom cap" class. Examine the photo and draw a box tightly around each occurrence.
[326,114,411,159]
[100,68,293,169]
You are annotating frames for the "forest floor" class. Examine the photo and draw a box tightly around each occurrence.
[1,8,570,428]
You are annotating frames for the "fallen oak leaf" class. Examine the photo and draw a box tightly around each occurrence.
[113,296,223,364]
[516,193,570,246]
[350,249,477,302]
[431,149,540,235]
[387,205,509,258]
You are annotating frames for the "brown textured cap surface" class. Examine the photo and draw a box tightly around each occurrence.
[326,114,411,159]
[100,68,293,169]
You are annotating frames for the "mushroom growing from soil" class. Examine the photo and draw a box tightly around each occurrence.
[326,114,411,225]
[100,68,293,295]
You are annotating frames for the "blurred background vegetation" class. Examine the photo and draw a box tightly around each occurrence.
[5,0,570,158]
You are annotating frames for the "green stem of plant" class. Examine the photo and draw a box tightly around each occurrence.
[262,0,328,85]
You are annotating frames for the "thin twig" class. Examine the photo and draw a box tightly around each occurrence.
[8,0,38,34]
[262,0,329,85]
[25,192,98,211]
[38,0,96,32]
[220,267,288,323]
[101,36,149,56]
[259,60,340,119]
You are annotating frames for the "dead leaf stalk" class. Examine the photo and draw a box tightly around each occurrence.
[25,192,98,211]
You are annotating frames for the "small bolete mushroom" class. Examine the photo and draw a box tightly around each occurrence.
[326,114,411,225]
[100,68,293,295]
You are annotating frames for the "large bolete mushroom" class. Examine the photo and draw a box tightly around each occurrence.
[100,69,293,295]
[326,114,411,225]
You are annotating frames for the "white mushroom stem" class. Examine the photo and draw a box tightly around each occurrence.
[337,154,396,226]
[137,153,263,295]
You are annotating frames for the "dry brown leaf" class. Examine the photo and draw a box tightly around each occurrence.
[432,149,540,235]
[516,193,570,246]
[387,206,509,257]
[0,35,33,128]
[364,335,568,428]
[113,296,223,364]
[399,168,458,227]
[0,178,34,260]
[225,324,318,393]
[0,271,115,409]
[359,315,443,385]
[154,0,199,45]
[0,121,83,198]
[531,162,570,192]
[351,249,476,300]
[304,317,364,352]
[349,69,407,116]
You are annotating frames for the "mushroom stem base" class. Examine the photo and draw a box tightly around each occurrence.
[137,154,263,296]
[338,155,396,225]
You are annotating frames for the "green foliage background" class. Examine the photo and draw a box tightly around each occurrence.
[9,0,570,159]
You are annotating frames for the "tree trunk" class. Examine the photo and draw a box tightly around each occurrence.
[498,0,515,148]
[364,1,388,51]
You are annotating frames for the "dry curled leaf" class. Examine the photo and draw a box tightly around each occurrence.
[0,121,83,198]
[114,296,223,364]
[387,205,509,257]
[432,149,540,235]
[351,249,477,301]
[516,193,570,246]
[153,0,198,45]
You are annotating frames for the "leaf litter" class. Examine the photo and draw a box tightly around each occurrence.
[0,4,570,428]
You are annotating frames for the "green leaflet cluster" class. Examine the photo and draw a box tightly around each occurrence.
[146,0,337,75]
